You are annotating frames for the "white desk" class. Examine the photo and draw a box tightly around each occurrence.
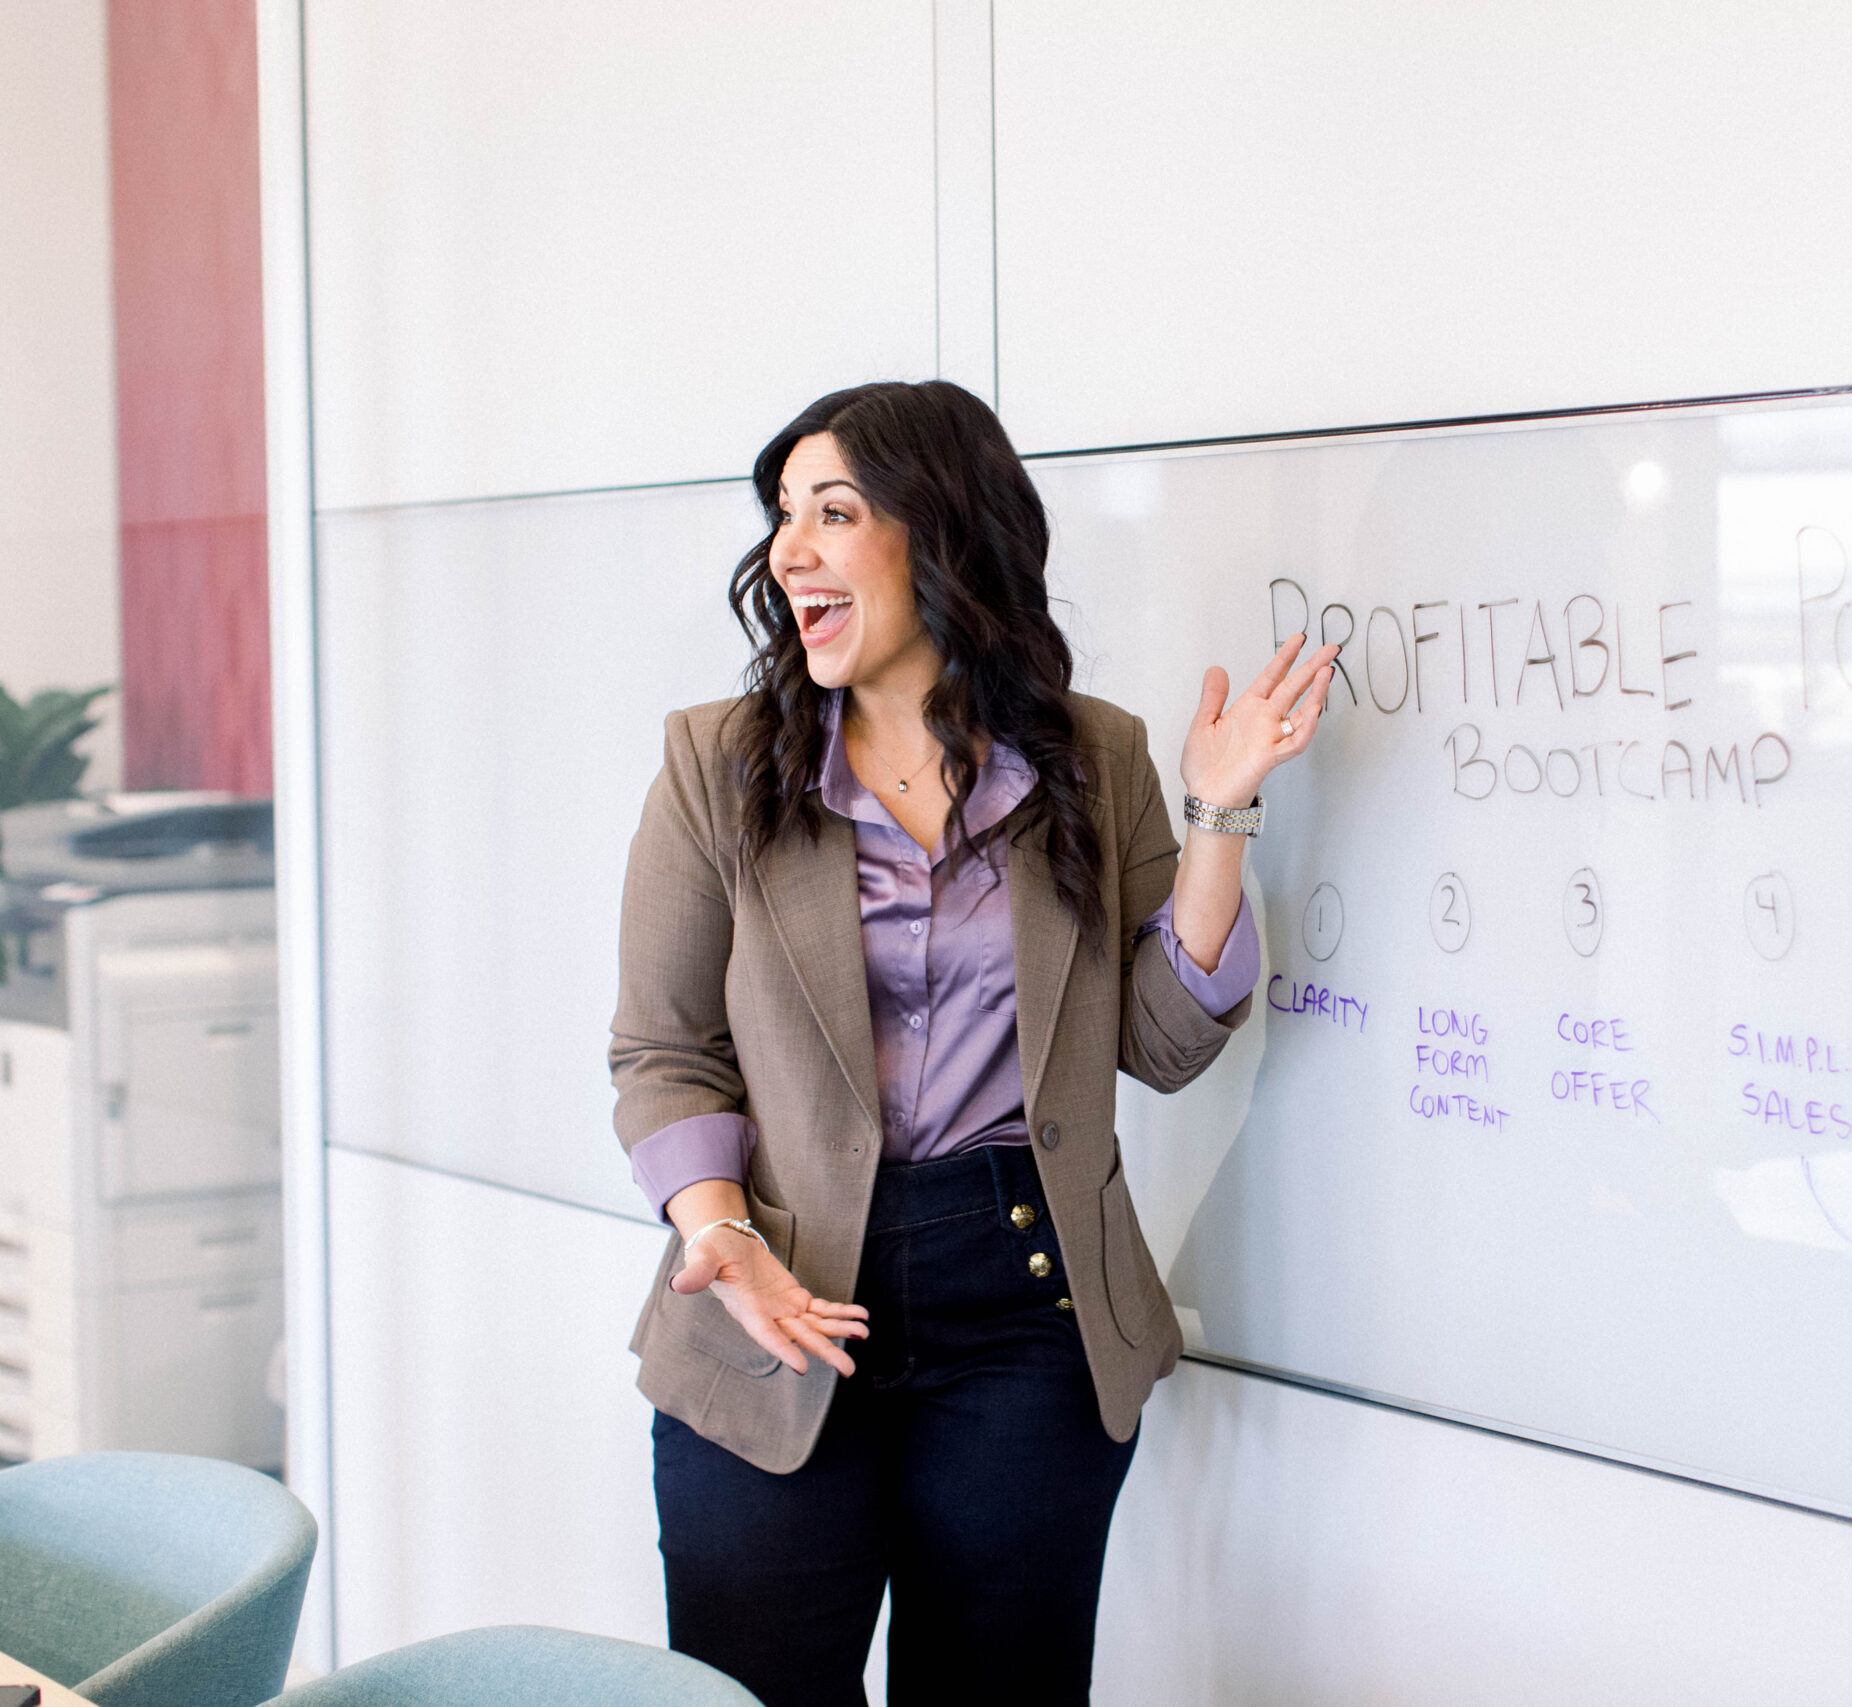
[0,1648,93,1705]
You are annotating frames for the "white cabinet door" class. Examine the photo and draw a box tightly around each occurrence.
[0,1020,75,1227]
[95,943,281,1200]
[109,1192,283,1289]
[111,1273,285,1467]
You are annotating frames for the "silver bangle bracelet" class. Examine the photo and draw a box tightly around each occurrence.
[683,1216,770,1255]
[1183,793,1266,838]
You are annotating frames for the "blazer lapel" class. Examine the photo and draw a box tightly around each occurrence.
[752,813,884,1137]
[1007,807,1080,1118]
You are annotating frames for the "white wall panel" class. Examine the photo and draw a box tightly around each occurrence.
[305,0,938,509]
[994,0,1852,454]
[1096,1361,1852,1706]
[326,1151,1852,1698]
[932,0,997,405]
[326,1148,669,1662]
[317,482,759,1219]
[0,0,122,788]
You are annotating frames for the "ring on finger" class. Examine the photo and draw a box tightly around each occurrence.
[1280,716,1294,737]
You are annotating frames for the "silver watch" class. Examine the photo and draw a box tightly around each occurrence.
[1183,793,1265,837]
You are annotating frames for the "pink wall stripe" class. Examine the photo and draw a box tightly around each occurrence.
[109,0,271,795]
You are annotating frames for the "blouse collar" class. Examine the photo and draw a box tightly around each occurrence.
[812,688,1037,847]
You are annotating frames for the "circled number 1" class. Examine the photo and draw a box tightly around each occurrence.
[1302,883,1344,963]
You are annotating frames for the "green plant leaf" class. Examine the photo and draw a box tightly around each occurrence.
[0,681,113,808]
[0,686,28,753]
[22,745,90,802]
[22,705,101,763]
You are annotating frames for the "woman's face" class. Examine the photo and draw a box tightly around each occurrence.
[768,433,938,696]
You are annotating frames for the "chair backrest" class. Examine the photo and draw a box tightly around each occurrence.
[262,1626,762,1706]
[0,1451,317,1707]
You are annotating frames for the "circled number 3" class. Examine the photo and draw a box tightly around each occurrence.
[1563,866,1603,958]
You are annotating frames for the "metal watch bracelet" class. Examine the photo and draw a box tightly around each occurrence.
[1182,793,1266,837]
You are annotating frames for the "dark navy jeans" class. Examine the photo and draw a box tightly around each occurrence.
[653,1144,1138,1707]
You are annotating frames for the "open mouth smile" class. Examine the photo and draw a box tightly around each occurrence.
[791,591,854,648]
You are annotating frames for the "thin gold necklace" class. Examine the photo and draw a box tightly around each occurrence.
[851,718,941,794]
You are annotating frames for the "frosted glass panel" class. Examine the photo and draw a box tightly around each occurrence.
[318,482,760,1219]
[1035,395,1852,1516]
[1096,1364,1852,1706]
[326,1151,667,1661]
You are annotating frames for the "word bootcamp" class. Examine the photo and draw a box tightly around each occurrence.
[1266,560,1852,810]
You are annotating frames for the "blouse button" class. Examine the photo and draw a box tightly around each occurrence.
[907,1014,923,1031]
[1039,1121,1060,1150]
[909,920,923,936]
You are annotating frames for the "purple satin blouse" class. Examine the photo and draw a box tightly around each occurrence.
[626,694,1261,1220]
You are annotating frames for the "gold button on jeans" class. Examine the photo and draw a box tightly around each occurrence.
[1028,1252,1053,1278]
[1010,1204,1037,1230]
[1056,1297,1074,1311]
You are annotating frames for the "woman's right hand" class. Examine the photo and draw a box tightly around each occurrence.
[671,1226,869,1377]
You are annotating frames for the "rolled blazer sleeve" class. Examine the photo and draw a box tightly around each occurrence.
[1139,890,1261,1018]
[609,711,749,1161]
[1115,715,1254,1092]
[628,1111,756,1223]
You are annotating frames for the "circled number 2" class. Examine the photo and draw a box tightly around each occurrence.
[1743,871,1795,961]
[1429,872,1471,955]
[1563,867,1603,958]
[1302,883,1344,963]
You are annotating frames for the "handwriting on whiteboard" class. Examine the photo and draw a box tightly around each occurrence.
[1264,552,1852,809]
[1266,974,1369,1031]
[1729,1021,1852,1141]
[1409,1005,1513,1131]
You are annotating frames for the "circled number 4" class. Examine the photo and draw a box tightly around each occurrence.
[1743,872,1795,961]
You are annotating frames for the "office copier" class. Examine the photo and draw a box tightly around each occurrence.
[0,794,283,1468]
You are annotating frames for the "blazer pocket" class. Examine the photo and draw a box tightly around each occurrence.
[654,1273,781,1378]
[1099,1146,1165,1347]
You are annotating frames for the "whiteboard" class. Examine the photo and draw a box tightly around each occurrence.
[1034,395,1852,1518]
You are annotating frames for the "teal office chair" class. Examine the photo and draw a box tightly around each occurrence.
[0,1451,317,1707]
[262,1627,762,1706]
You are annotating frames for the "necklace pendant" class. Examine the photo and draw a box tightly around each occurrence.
[896,780,908,792]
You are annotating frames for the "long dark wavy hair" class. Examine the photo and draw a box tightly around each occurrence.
[725,380,1104,944]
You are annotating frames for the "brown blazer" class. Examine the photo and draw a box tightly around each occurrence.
[609,692,1251,1473]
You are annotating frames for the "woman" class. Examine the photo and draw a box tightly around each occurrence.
[609,380,1336,1706]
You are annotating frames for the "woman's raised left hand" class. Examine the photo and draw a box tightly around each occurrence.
[1181,634,1340,808]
